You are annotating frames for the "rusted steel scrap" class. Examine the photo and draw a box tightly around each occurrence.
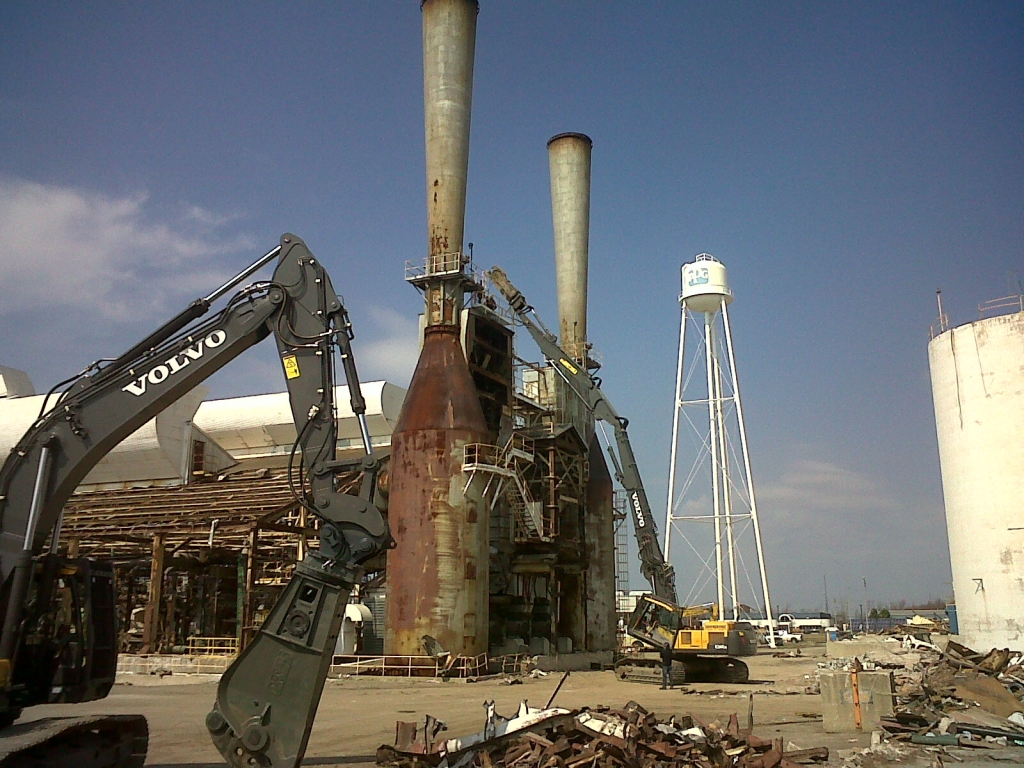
[875,640,1024,747]
[376,700,829,768]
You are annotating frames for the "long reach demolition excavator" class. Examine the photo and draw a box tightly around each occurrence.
[0,234,390,768]
[487,267,757,685]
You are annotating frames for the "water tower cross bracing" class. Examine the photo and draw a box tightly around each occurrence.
[664,254,774,628]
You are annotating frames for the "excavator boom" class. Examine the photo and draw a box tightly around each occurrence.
[0,234,389,768]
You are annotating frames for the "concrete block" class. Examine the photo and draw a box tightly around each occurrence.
[529,637,551,655]
[820,670,894,732]
[495,638,528,656]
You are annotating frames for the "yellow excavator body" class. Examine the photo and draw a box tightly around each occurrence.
[616,594,757,684]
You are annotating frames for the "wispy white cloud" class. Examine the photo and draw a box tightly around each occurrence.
[352,306,420,387]
[759,459,899,523]
[748,457,945,608]
[0,176,253,319]
[183,204,243,228]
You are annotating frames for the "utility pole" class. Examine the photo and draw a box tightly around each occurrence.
[862,577,869,627]
[823,574,829,615]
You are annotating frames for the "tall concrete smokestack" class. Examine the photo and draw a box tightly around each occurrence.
[386,0,489,658]
[421,0,478,327]
[547,132,592,359]
[549,132,616,651]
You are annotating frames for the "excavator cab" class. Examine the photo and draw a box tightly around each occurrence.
[628,594,679,647]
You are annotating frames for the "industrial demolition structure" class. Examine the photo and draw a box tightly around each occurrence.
[385,0,618,660]
[0,0,624,666]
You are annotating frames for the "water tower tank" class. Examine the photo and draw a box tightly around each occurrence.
[681,254,733,314]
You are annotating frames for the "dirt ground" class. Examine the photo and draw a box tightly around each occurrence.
[21,642,895,767]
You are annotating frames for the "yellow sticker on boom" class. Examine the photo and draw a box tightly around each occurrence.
[559,358,579,375]
[283,355,301,380]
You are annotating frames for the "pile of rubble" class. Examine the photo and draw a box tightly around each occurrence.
[880,641,1024,747]
[893,641,1024,710]
[377,698,829,768]
[816,638,1024,711]
[813,636,1024,751]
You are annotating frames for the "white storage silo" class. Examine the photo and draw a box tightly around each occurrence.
[929,310,1024,649]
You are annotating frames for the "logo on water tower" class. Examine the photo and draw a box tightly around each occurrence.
[686,266,710,287]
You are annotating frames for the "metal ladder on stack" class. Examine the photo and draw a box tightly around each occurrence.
[613,490,631,631]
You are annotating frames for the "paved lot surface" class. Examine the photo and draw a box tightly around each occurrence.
[24,647,878,767]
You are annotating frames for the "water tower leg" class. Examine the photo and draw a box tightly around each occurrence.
[664,307,688,561]
[713,304,741,619]
[722,303,776,646]
[704,312,725,614]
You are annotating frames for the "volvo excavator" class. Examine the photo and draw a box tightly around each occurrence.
[486,267,756,685]
[0,234,390,767]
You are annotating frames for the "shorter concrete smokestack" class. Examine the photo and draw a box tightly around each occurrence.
[547,132,592,359]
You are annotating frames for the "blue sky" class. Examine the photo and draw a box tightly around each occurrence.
[1,2,1021,611]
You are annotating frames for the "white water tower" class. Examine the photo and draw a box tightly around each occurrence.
[665,255,775,635]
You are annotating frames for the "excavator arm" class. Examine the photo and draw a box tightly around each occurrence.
[598,410,678,604]
[0,234,389,768]
[486,267,677,604]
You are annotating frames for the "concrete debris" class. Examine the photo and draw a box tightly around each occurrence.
[377,699,829,768]
[826,634,932,668]
[860,639,1024,753]
[835,739,911,767]
[889,641,1024,716]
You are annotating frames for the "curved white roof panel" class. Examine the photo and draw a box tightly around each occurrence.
[0,378,407,486]
[0,386,229,488]
[193,381,405,462]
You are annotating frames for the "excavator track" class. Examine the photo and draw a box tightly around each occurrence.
[0,715,148,768]
[717,659,750,683]
[615,661,687,686]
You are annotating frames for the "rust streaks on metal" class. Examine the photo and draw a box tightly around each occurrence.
[385,327,489,657]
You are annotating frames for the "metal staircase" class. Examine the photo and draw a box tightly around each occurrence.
[463,435,554,542]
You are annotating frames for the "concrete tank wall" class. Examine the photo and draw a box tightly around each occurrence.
[928,311,1024,649]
